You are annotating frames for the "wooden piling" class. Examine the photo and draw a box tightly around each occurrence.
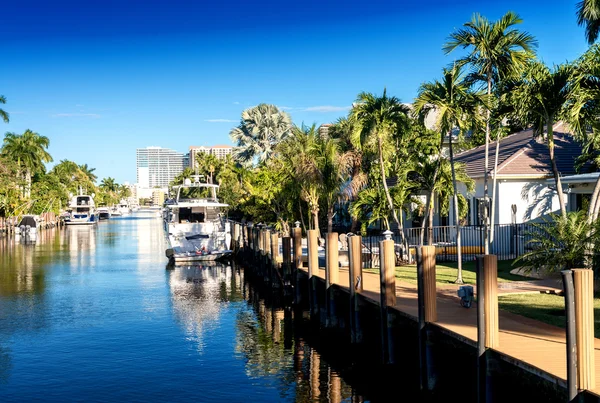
[233,223,239,252]
[282,237,292,289]
[310,348,321,400]
[271,232,279,270]
[379,238,396,364]
[476,254,498,403]
[329,368,342,403]
[293,226,303,305]
[325,232,339,328]
[483,255,498,349]
[307,229,319,318]
[417,245,437,391]
[573,268,596,391]
[348,235,363,344]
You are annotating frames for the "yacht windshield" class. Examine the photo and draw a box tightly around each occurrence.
[178,186,215,201]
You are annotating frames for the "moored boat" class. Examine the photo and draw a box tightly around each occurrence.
[64,191,97,225]
[164,176,231,263]
[97,207,111,220]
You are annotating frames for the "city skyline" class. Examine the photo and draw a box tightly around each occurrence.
[2,0,591,184]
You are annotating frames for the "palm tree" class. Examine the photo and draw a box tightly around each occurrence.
[230,103,292,166]
[100,177,118,192]
[0,95,9,123]
[414,64,483,283]
[511,61,573,218]
[515,211,599,272]
[444,11,537,254]
[306,131,355,233]
[79,164,97,183]
[350,185,391,234]
[351,89,411,241]
[1,129,53,198]
[327,117,367,232]
[412,157,474,248]
[577,0,600,45]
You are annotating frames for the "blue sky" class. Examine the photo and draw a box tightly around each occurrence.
[1,0,591,184]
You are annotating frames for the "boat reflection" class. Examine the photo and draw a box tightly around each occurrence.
[167,262,365,402]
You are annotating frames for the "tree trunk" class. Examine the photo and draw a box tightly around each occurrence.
[312,208,320,234]
[378,136,406,244]
[490,130,501,244]
[299,200,307,233]
[483,74,492,255]
[26,168,32,199]
[420,135,444,246]
[547,120,567,218]
[587,177,600,223]
[327,206,334,233]
[448,131,463,283]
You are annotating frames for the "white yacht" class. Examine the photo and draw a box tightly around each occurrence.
[97,207,111,220]
[164,176,231,263]
[117,200,131,215]
[64,191,97,225]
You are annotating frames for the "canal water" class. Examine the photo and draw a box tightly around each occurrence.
[0,215,389,402]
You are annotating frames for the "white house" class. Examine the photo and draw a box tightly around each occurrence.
[450,122,585,226]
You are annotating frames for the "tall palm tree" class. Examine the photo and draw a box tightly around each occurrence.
[230,103,292,166]
[79,164,97,183]
[1,129,53,198]
[327,117,367,232]
[511,61,573,218]
[0,95,9,123]
[414,64,483,283]
[351,89,411,241]
[444,11,537,254]
[569,44,600,223]
[577,0,600,45]
[308,133,355,233]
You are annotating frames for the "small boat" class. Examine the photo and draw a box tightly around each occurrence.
[64,190,97,225]
[110,207,122,217]
[97,207,111,220]
[164,176,232,264]
[14,215,38,236]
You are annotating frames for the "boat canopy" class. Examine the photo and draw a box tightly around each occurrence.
[18,216,37,228]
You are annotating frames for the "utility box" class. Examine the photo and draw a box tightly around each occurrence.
[458,285,474,308]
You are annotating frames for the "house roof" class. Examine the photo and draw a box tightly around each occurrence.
[454,122,584,179]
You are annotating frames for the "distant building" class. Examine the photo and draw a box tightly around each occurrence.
[136,146,189,188]
[152,189,165,206]
[189,145,233,168]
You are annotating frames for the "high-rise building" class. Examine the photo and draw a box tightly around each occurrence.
[136,147,189,188]
[188,145,233,168]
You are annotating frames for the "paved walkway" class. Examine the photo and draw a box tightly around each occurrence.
[300,266,600,396]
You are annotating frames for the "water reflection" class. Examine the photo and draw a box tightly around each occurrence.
[167,262,365,402]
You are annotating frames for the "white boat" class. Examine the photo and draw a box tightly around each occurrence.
[14,215,39,237]
[110,206,122,217]
[64,191,97,225]
[97,207,111,220]
[117,200,131,215]
[164,176,232,263]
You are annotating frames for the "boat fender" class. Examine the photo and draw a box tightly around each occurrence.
[166,248,174,258]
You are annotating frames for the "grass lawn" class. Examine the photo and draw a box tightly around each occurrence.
[364,259,528,285]
[498,293,600,337]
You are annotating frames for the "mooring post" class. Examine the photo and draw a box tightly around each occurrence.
[477,254,498,403]
[232,223,239,253]
[271,232,279,270]
[329,368,342,403]
[325,232,339,328]
[417,245,437,391]
[264,229,272,281]
[307,229,319,319]
[379,231,396,364]
[348,234,363,344]
[310,348,321,401]
[573,269,596,392]
[561,270,577,402]
[282,236,292,294]
[293,223,303,306]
